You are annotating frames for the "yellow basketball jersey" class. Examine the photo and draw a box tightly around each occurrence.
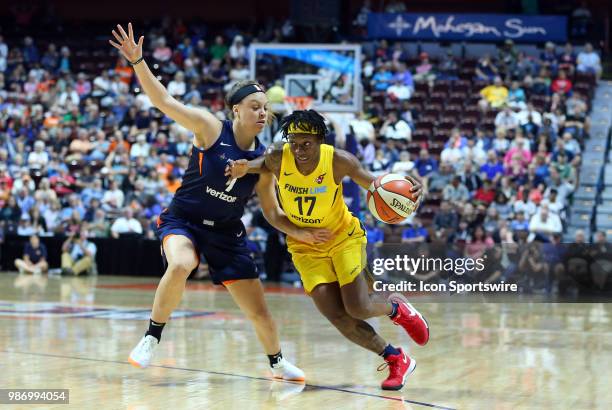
[278,143,352,235]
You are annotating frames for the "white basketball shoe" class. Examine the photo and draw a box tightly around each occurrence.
[271,357,305,382]
[128,335,158,368]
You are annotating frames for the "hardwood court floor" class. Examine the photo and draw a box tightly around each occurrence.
[1,273,611,410]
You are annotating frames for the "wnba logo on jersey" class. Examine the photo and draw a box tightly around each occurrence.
[315,173,326,184]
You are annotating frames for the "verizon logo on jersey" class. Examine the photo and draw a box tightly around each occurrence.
[206,186,238,203]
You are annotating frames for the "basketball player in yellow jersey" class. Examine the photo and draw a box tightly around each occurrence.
[227,110,430,390]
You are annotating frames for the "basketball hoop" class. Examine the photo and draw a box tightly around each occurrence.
[284,96,314,113]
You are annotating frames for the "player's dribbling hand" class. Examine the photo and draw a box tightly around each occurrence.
[224,159,249,182]
[405,175,423,198]
[294,228,333,244]
[109,23,143,64]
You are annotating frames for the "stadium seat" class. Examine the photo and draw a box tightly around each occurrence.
[573,186,598,201]
[595,212,612,229]
[578,165,602,187]
[573,199,595,214]
[568,211,593,229]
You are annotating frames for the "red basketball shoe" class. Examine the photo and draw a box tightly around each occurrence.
[389,295,430,346]
[379,348,416,390]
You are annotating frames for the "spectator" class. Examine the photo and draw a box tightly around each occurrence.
[89,209,109,238]
[17,214,37,236]
[465,226,493,258]
[558,43,576,76]
[153,37,172,62]
[209,35,228,60]
[576,42,602,80]
[102,180,125,211]
[130,134,151,158]
[61,230,97,275]
[428,162,454,192]
[391,151,415,174]
[167,71,186,97]
[490,192,512,220]
[539,42,558,72]
[394,62,414,90]
[541,188,564,216]
[463,138,487,167]
[0,35,7,72]
[414,148,438,177]
[529,204,562,239]
[574,229,587,244]
[494,106,519,131]
[413,52,435,86]
[460,162,483,192]
[513,186,537,217]
[551,70,572,95]
[14,234,48,274]
[475,54,498,81]
[433,201,458,232]
[516,102,543,127]
[379,111,411,142]
[386,77,412,101]
[437,50,459,81]
[370,149,391,174]
[224,59,250,93]
[228,35,247,60]
[442,176,469,203]
[27,140,49,169]
[441,129,466,167]
[474,180,496,206]
[111,207,143,238]
[402,218,428,243]
[511,211,530,232]
[479,76,508,110]
[507,81,526,109]
[371,63,394,92]
[14,186,35,215]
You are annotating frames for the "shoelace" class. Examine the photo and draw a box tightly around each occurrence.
[376,362,389,372]
[142,338,156,354]
[377,360,401,378]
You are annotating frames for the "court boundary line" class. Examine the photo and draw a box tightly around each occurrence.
[1,349,456,410]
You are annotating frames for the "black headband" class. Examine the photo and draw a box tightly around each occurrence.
[229,84,265,106]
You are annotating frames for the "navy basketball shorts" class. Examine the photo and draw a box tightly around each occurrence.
[155,209,258,285]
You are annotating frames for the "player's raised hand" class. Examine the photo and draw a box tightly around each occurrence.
[294,228,333,244]
[224,159,249,181]
[109,22,143,63]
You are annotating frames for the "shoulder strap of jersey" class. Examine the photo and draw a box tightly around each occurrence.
[321,144,338,187]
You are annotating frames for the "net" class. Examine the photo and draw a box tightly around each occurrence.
[284,96,315,113]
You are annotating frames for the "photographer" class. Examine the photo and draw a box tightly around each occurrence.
[61,229,97,275]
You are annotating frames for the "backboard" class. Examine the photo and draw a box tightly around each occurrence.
[249,43,362,113]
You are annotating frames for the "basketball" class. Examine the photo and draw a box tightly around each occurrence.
[367,174,420,224]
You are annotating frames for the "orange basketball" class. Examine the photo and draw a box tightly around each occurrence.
[367,174,420,224]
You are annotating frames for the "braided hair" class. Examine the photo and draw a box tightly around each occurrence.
[280,109,328,141]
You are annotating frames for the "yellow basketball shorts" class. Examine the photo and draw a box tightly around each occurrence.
[288,217,367,293]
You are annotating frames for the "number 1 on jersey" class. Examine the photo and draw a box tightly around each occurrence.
[294,196,316,216]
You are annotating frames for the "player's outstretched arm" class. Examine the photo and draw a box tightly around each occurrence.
[110,23,221,148]
[255,173,332,244]
[333,149,423,196]
[224,141,284,180]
